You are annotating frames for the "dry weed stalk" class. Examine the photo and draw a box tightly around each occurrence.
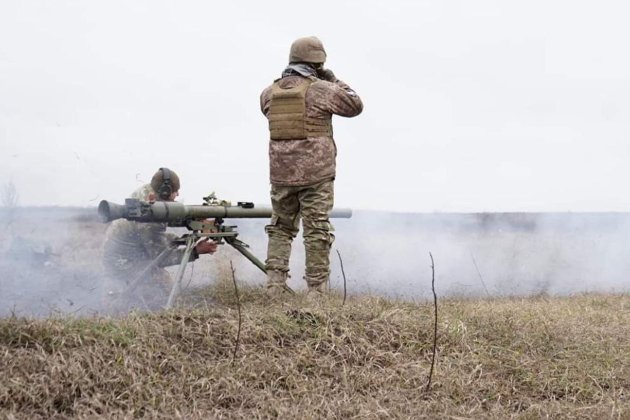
[470,252,491,297]
[336,249,348,306]
[425,252,438,392]
[230,260,242,365]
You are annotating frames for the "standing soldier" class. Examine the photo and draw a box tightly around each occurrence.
[260,36,363,297]
[102,167,217,310]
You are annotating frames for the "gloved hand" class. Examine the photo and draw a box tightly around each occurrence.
[195,239,218,255]
[317,67,338,82]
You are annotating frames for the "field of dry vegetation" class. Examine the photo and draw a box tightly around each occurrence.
[1,277,628,419]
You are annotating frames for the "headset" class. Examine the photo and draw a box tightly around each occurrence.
[157,167,173,200]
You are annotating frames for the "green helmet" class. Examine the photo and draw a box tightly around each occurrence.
[289,36,327,64]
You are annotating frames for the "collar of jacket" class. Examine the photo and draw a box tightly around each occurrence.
[281,63,318,78]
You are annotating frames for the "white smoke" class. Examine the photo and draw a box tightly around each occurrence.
[186,211,630,299]
[1,207,629,318]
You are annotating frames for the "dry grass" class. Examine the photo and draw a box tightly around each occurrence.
[1,280,628,419]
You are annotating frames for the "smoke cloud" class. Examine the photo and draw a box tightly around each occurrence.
[1,207,628,318]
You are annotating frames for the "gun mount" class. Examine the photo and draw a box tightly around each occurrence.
[98,198,352,308]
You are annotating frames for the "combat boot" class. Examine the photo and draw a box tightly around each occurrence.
[266,270,292,297]
[305,280,328,303]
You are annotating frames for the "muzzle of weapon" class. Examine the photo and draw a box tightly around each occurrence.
[98,198,352,225]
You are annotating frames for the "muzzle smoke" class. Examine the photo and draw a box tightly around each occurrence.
[1,208,628,318]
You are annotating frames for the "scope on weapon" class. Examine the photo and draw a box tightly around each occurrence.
[98,199,352,225]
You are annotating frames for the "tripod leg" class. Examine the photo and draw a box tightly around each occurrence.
[225,237,267,274]
[112,245,176,308]
[225,237,295,294]
[165,235,196,309]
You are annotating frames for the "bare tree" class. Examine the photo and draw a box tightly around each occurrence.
[1,181,19,209]
[1,181,19,227]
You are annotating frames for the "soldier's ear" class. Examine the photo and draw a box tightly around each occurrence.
[147,192,157,202]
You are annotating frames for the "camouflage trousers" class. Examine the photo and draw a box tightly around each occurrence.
[265,179,335,287]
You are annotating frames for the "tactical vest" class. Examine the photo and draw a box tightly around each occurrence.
[268,77,333,140]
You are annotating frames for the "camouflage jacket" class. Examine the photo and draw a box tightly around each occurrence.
[102,185,197,278]
[260,76,363,186]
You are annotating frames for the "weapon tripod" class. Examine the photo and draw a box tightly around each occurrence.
[166,218,271,308]
[116,218,270,310]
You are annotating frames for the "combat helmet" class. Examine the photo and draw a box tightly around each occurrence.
[289,36,327,64]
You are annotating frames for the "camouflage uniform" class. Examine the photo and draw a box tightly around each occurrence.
[260,56,363,290]
[102,185,198,307]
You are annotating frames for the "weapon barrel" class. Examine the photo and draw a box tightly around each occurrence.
[98,199,352,224]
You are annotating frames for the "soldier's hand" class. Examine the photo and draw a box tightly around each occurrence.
[317,68,338,82]
[195,239,218,255]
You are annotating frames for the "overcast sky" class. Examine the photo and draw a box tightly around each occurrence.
[1,0,629,212]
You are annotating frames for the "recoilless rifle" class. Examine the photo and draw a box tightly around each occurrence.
[98,194,352,308]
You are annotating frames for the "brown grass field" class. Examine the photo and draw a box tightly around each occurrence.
[1,278,628,419]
